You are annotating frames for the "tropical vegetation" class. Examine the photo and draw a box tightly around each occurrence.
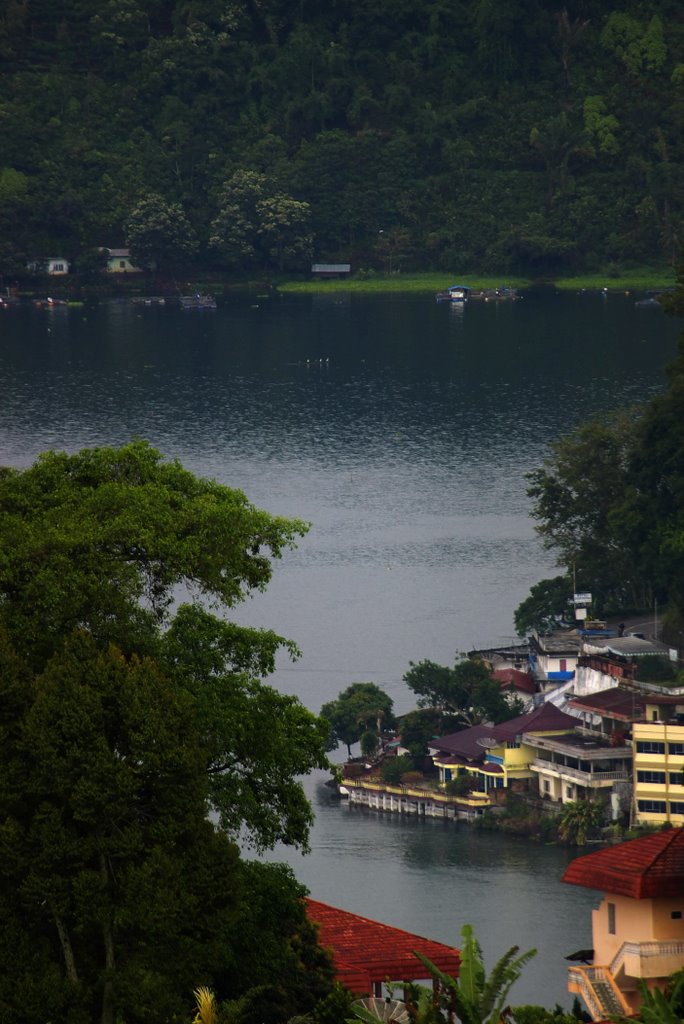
[0,441,334,1024]
[1,0,683,280]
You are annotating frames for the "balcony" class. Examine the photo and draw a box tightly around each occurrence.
[611,940,684,980]
[530,758,630,787]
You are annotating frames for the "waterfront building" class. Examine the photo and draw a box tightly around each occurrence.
[428,703,578,798]
[562,827,684,1020]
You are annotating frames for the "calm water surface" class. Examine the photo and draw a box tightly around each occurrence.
[0,289,679,1006]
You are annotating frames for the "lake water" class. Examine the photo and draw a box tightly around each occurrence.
[0,287,680,1007]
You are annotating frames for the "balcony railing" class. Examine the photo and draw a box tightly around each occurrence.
[611,940,684,978]
[341,777,491,807]
[530,759,630,786]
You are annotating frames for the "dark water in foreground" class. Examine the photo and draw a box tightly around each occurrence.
[0,288,679,1006]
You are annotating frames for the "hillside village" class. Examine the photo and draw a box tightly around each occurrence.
[338,616,684,831]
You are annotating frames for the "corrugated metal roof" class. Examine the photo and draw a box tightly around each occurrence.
[305,898,460,993]
[562,828,684,898]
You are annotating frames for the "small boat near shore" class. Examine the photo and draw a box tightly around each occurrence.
[435,284,470,303]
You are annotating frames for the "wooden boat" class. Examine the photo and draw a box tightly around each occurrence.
[435,284,470,303]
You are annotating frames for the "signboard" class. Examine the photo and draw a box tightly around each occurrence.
[575,607,587,620]
[573,592,592,604]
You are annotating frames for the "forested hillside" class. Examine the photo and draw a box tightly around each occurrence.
[1,0,683,276]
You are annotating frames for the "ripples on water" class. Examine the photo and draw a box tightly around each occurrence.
[0,290,679,1007]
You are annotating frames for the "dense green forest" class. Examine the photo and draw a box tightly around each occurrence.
[1,0,683,277]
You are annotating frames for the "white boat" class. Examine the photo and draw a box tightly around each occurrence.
[435,284,470,303]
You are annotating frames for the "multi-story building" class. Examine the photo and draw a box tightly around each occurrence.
[633,715,684,827]
[562,827,684,1020]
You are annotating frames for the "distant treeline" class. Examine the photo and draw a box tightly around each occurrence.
[1,0,683,276]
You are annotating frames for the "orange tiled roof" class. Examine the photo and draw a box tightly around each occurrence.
[305,898,460,994]
[562,827,684,898]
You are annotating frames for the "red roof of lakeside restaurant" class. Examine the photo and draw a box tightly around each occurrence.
[562,827,684,899]
[305,898,460,994]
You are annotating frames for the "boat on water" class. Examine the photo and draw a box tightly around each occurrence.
[179,293,217,310]
[33,297,68,308]
[435,284,470,303]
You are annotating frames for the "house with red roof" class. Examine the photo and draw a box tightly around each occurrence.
[562,827,684,1019]
[305,898,460,996]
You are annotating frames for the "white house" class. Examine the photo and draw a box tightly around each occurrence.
[27,257,70,275]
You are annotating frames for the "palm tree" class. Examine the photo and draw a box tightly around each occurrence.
[557,800,603,846]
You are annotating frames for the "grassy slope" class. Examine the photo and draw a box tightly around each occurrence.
[278,269,675,294]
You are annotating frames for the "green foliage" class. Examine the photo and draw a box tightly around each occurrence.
[525,410,649,613]
[0,442,333,1023]
[614,968,684,1024]
[404,656,520,725]
[409,923,537,1024]
[2,0,684,274]
[126,192,198,275]
[634,655,677,683]
[320,682,394,757]
[399,708,444,758]
[514,575,573,636]
[380,754,414,785]
[557,800,604,846]
[209,170,312,272]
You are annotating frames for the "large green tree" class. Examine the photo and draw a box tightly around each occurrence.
[525,410,649,613]
[404,657,522,726]
[320,681,395,758]
[0,441,332,1023]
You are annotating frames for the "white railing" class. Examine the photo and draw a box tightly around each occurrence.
[611,939,684,976]
[530,759,630,785]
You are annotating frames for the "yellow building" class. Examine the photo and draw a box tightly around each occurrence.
[563,828,684,1019]
[633,713,684,827]
[428,703,578,800]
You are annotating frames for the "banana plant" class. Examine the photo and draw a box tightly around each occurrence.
[412,924,537,1024]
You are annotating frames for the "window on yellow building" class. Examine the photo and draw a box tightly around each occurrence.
[608,902,616,934]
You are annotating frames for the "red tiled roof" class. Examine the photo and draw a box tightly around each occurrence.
[562,827,684,898]
[567,687,646,722]
[305,898,460,993]
[494,668,537,694]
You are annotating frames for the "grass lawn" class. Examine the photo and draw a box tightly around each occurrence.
[278,268,676,294]
[278,272,530,294]
[535,268,675,291]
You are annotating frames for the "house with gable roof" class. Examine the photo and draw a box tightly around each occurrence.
[428,703,578,800]
[562,827,684,1020]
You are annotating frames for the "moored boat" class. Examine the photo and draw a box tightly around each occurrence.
[435,284,470,303]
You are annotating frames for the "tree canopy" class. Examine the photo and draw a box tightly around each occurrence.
[403,657,523,726]
[320,681,395,757]
[0,441,333,1024]
[2,0,684,277]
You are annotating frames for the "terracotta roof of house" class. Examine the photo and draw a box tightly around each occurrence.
[562,827,684,898]
[567,687,646,721]
[494,668,537,694]
[305,898,460,993]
